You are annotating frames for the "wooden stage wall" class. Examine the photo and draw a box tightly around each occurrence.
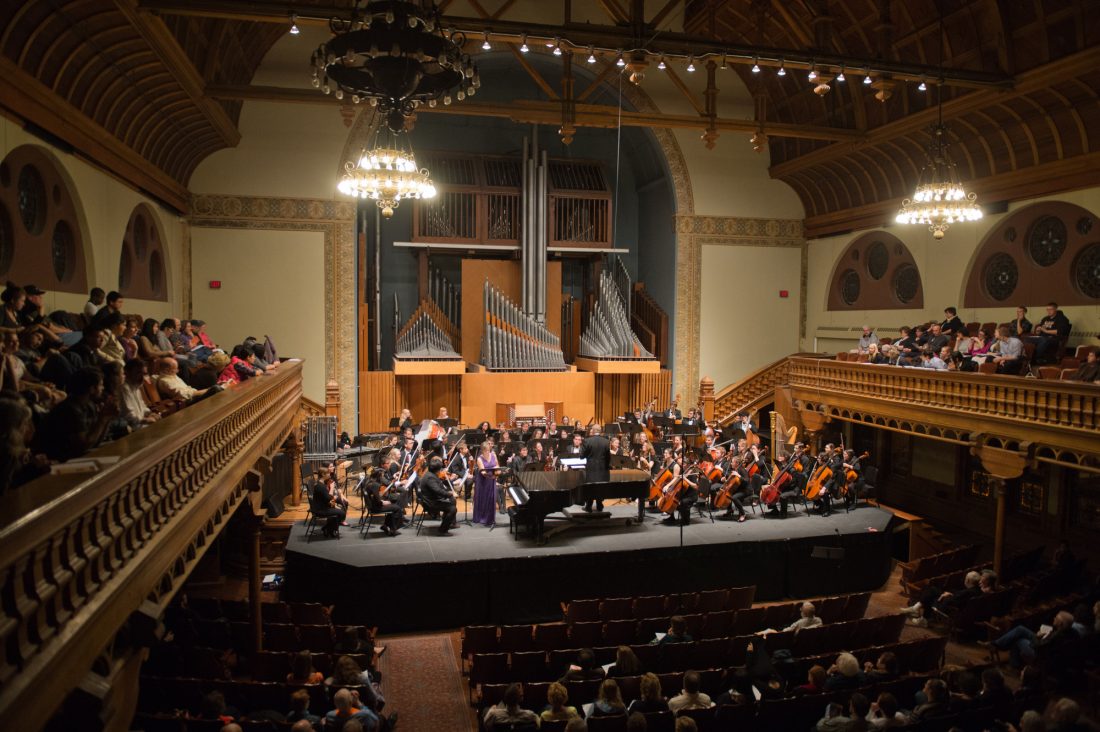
[359,369,671,431]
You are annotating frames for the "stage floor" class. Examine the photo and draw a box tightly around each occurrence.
[285,501,894,568]
[283,501,897,632]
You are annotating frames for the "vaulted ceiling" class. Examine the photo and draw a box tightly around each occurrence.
[1,0,1097,229]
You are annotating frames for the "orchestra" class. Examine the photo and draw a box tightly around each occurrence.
[325,400,873,539]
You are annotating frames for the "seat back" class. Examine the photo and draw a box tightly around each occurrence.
[533,623,569,650]
[599,597,634,621]
[462,625,499,658]
[602,619,638,646]
[732,607,766,635]
[500,624,535,652]
[726,586,756,611]
[563,598,600,623]
[568,621,603,648]
[509,650,547,682]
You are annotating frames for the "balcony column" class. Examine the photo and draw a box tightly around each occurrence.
[971,442,1030,576]
[698,376,715,422]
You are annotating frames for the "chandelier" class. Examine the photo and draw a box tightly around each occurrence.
[338,124,436,218]
[895,123,982,239]
[311,0,478,132]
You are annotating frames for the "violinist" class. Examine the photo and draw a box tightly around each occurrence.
[319,467,349,514]
[447,443,473,500]
[839,449,865,508]
[398,436,418,467]
[310,467,347,538]
[419,457,458,535]
[363,468,403,536]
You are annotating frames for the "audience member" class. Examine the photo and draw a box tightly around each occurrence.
[855,326,878,354]
[1032,302,1072,364]
[986,609,1078,668]
[0,396,48,493]
[862,652,899,683]
[990,325,1026,374]
[35,366,117,461]
[1018,709,1044,732]
[287,650,324,684]
[912,679,950,720]
[607,645,642,677]
[564,719,587,732]
[156,357,216,403]
[867,692,906,729]
[286,689,320,726]
[541,681,580,722]
[120,359,159,428]
[656,615,692,645]
[84,287,106,319]
[590,679,627,717]
[926,323,952,352]
[1070,350,1098,382]
[1014,305,1033,336]
[628,673,667,715]
[940,307,967,337]
[626,712,647,732]
[824,652,865,691]
[91,291,124,328]
[668,670,712,713]
[674,718,697,732]
[794,665,828,695]
[785,602,823,633]
[559,648,605,683]
[918,348,948,371]
[324,688,379,731]
[3,331,64,407]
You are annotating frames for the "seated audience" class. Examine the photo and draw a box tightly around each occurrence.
[824,652,865,691]
[668,670,712,713]
[565,719,587,732]
[1013,305,1033,336]
[895,326,919,364]
[286,689,320,727]
[198,690,237,724]
[90,290,124,328]
[1070,350,1098,382]
[867,692,906,729]
[655,615,692,645]
[675,719,697,732]
[992,325,1026,373]
[628,673,667,715]
[940,307,967,337]
[979,668,1013,720]
[324,688,380,731]
[917,348,948,371]
[483,683,539,728]
[327,655,383,711]
[1032,301,1072,364]
[559,648,605,683]
[84,287,106,319]
[862,652,899,683]
[911,678,950,720]
[0,396,48,493]
[334,625,375,659]
[854,325,878,354]
[35,366,117,461]
[139,318,174,361]
[287,650,324,684]
[902,569,996,626]
[607,645,642,677]
[590,678,627,717]
[785,602,823,633]
[155,357,217,403]
[926,323,952,352]
[793,665,828,696]
[541,682,580,723]
[120,359,159,428]
[626,713,646,732]
[986,609,1078,668]
[3,330,64,408]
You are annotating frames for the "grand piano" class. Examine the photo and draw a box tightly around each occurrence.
[508,469,651,543]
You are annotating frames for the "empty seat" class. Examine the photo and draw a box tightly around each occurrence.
[642,711,675,732]
[187,597,223,620]
[568,621,602,649]
[297,624,334,653]
[633,596,667,619]
[533,623,569,650]
[470,652,510,688]
[695,589,729,613]
[524,681,551,711]
[264,623,300,652]
[289,602,331,625]
[509,650,547,682]
[698,610,733,639]
[732,607,766,635]
[564,598,600,623]
[636,617,667,642]
[586,714,628,731]
[260,601,293,624]
[220,600,250,622]
[726,586,756,611]
[500,624,535,652]
[602,619,637,646]
[599,597,634,621]
[462,625,499,662]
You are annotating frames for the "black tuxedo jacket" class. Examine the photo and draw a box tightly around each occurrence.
[581,434,611,483]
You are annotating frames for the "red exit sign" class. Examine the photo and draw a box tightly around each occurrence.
[209,280,222,289]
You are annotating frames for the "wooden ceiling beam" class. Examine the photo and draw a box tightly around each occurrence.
[205,83,864,141]
[769,45,1100,179]
[0,55,190,213]
[116,0,240,147]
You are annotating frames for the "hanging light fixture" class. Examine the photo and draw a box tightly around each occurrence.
[808,64,818,81]
[686,56,696,72]
[918,77,928,91]
[338,121,436,218]
[657,56,667,70]
[482,31,491,51]
[616,51,625,67]
[777,60,786,76]
[289,13,300,35]
[311,1,475,123]
[552,37,562,55]
[751,57,761,73]
[586,46,596,63]
[519,33,529,53]
[863,68,872,84]
[836,67,846,82]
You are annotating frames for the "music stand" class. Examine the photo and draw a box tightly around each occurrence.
[437,418,457,430]
[388,417,400,431]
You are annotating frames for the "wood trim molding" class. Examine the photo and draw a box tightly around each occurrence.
[189,194,357,430]
[0,56,191,213]
[673,215,805,400]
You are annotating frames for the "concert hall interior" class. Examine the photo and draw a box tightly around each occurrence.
[2,1,1100,731]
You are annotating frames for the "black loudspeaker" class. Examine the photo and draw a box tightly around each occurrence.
[265,497,285,518]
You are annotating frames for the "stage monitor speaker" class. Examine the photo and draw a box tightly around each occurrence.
[810,546,845,560]
[265,497,285,518]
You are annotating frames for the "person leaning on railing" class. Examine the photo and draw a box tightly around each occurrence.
[991,326,1025,375]
[33,366,118,463]
[155,356,221,404]
[1069,350,1098,383]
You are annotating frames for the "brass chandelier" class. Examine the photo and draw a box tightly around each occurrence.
[338,123,436,218]
[895,122,982,239]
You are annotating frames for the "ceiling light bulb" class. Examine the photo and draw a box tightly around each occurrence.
[552,37,562,55]
[777,63,786,76]
[616,52,625,67]
[520,34,529,53]
[587,46,596,63]
[657,57,666,70]
[751,57,760,73]
[918,78,928,91]
[687,57,695,72]
[289,13,300,35]
[808,66,817,81]
[836,68,846,82]
[482,32,491,51]
[864,70,872,84]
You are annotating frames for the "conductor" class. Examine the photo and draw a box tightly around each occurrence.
[581,423,611,512]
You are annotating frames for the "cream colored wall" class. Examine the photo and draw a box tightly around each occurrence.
[190,228,326,402]
[0,114,185,320]
[700,244,802,389]
[804,187,1100,354]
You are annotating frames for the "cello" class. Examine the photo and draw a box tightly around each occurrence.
[760,446,806,506]
[657,460,698,515]
[838,451,870,500]
[712,457,743,510]
[804,447,842,500]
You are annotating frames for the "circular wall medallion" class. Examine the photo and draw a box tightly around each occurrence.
[1026,215,1067,266]
[840,269,861,305]
[1072,243,1100,299]
[892,263,919,304]
[982,252,1019,301]
[866,241,889,280]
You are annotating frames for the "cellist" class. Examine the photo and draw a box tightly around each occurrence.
[718,451,753,523]
[766,450,806,519]
[839,449,865,509]
[810,444,843,517]
[659,449,698,526]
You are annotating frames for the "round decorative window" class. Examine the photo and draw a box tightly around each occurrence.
[51,220,75,283]
[17,165,46,235]
[892,263,919,304]
[0,204,13,275]
[119,243,133,290]
[866,241,889,280]
[840,269,861,305]
[1072,243,1100,299]
[1026,215,1067,266]
[149,250,164,297]
[982,253,1019,301]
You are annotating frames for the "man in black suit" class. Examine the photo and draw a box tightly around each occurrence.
[581,423,611,512]
[665,401,682,419]
[418,457,458,535]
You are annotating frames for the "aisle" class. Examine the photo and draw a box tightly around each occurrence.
[377,632,477,731]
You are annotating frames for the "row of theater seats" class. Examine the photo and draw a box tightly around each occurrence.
[898,545,981,589]
[469,615,909,685]
[182,619,364,654]
[902,546,1044,596]
[463,591,872,659]
[476,637,951,732]
[174,598,334,626]
[560,586,758,623]
[145,645,375,683]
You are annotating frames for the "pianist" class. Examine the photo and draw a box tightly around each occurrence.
[581,424,611,512]
[419,458,458,535]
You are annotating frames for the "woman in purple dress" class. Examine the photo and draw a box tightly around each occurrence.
[473,441,498,526]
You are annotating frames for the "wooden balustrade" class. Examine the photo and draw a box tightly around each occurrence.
[786,358,1100,456]
[712,354,830,424]
[0,362,304,732]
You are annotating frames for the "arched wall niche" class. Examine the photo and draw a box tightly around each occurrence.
[963,201,1100,308]
[826,231,925,310]
[0,144,90,293]
[118,203,169,301]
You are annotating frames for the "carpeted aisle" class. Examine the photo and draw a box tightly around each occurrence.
[378,633,477,731]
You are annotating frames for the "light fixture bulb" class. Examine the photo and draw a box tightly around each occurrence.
[289,13,300,35]
[836,68,846,82]
[777,64,786,76]
[552,38,562,55]
[482,32,491,51]
[751,57,760,73]
[657,57,666,70]
[687,57,695,72]
[808,66,817,81]
[863,70,872,84]
[918,78,928,91]
[616,52,625,67]
[586,46,596,63]
[519,34,529,53]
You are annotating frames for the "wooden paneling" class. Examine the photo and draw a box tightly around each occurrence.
[358,371,397,433]
[593,370,673,423]
[397,375,461,425]
[459,259,563,364]
[461,371,594,426]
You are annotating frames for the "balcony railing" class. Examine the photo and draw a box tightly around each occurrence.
[0,362,304,731]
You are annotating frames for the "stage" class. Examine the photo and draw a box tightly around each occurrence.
[283,502,897,632]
